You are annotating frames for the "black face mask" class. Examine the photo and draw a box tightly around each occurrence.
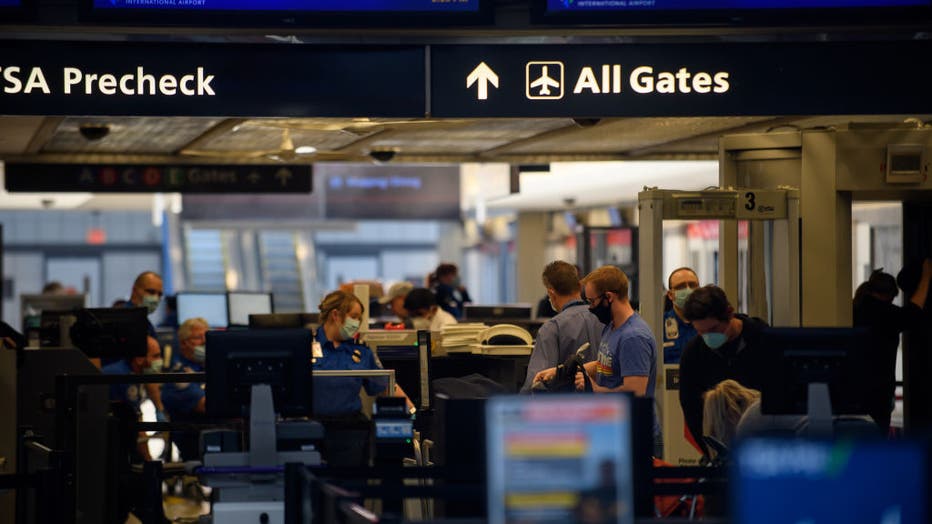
[589,299,613,325]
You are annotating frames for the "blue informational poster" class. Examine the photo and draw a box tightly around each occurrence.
[546,0,927,11]
[733,439,928,524]
[93,0,480,12]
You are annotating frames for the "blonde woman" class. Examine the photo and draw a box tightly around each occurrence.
[313,289,413,466]
[702,379,760,456]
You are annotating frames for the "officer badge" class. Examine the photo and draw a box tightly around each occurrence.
[352,349,362,363]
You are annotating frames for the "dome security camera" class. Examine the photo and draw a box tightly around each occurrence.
[572,118,601,128]
[79,123,110,141]
[369,150,396,163]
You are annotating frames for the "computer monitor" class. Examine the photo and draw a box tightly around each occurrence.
[248,313,320,330]
[177,292,229,329]
[486,395,634,524]
[205,329,313,418]
[228,292,274,327]
[732,438,928,524]
[69,307,149,359]
[464,304,533,322]
[20,293,87,334]
[760,327,871,416]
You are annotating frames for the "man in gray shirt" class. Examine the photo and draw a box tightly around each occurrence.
[521,261,603,393]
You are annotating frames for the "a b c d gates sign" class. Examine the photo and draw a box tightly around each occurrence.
[0,39,930,118]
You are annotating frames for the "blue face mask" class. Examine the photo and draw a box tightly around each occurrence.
[142,294,161,315]
[673,287,694,310]
[340,316,361,340]
[702,332,728,349]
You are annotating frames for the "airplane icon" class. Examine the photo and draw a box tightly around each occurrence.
[526,61,564,100]
[530,66,560,96]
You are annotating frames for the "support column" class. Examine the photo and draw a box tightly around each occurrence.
[515,212,549,304]
[800,130,851,326]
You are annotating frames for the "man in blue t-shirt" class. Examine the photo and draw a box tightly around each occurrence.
[663,267,700,364]
[580,266,661,456]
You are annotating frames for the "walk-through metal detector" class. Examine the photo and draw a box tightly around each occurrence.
[638,188,800,465]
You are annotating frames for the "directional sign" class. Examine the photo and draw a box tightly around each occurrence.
[4,163,313,193]
[431,41,932,117]
[0,40,425,117]
[466,62,499,100]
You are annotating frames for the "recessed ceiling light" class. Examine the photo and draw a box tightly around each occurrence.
[295,146,317,155]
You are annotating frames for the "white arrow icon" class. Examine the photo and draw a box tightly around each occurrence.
[466,62,499,101]
[275,168,293,187]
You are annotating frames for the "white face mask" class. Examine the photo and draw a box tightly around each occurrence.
[192,344,206,363]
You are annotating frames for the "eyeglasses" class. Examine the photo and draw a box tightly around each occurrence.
[585,293,610,306]
[142,288,163,297]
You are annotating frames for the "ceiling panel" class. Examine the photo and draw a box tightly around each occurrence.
[499,116,775,155]
[201,119,377,152]
[43,117,222,154]
[368,119,574,154]
[0,117,47,154]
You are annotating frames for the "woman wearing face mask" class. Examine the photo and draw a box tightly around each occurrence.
[662,267,700,365]
[402,288,458,332]
[677,285,769,458]
[162,317,209,460]
[313,290,414,467]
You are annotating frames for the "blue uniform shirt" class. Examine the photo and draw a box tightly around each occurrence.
[312,327,388,417]
[662,308,697,365]
[161,352,205,418]
[102,359,146,411]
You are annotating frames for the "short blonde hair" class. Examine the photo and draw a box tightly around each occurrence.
[178,317,209,342]
[702,379,761,451]
[581,265,629,300]
[319,290,365,325]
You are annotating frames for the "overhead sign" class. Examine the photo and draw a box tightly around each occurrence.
[431,41,932,117]
[4,163,313,193]
[322,164,460,220]
[0,40,425,117]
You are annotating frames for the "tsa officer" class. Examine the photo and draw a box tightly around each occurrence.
[663,267,700,364]
[313,290,414,466]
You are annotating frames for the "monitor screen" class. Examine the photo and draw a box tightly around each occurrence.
[248,312,320,330]
[177,292,229,329]
[20,294,88,334]
[83,0,490,26]
[464,305,533,322]
[69,307,149,359]
[534,0,931,24]
[760,327,871,416]
[545,0,927,12]
[732,438,928,524]
[486,395,634,524]
[228,292,273,327]
[205,329,313,418]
